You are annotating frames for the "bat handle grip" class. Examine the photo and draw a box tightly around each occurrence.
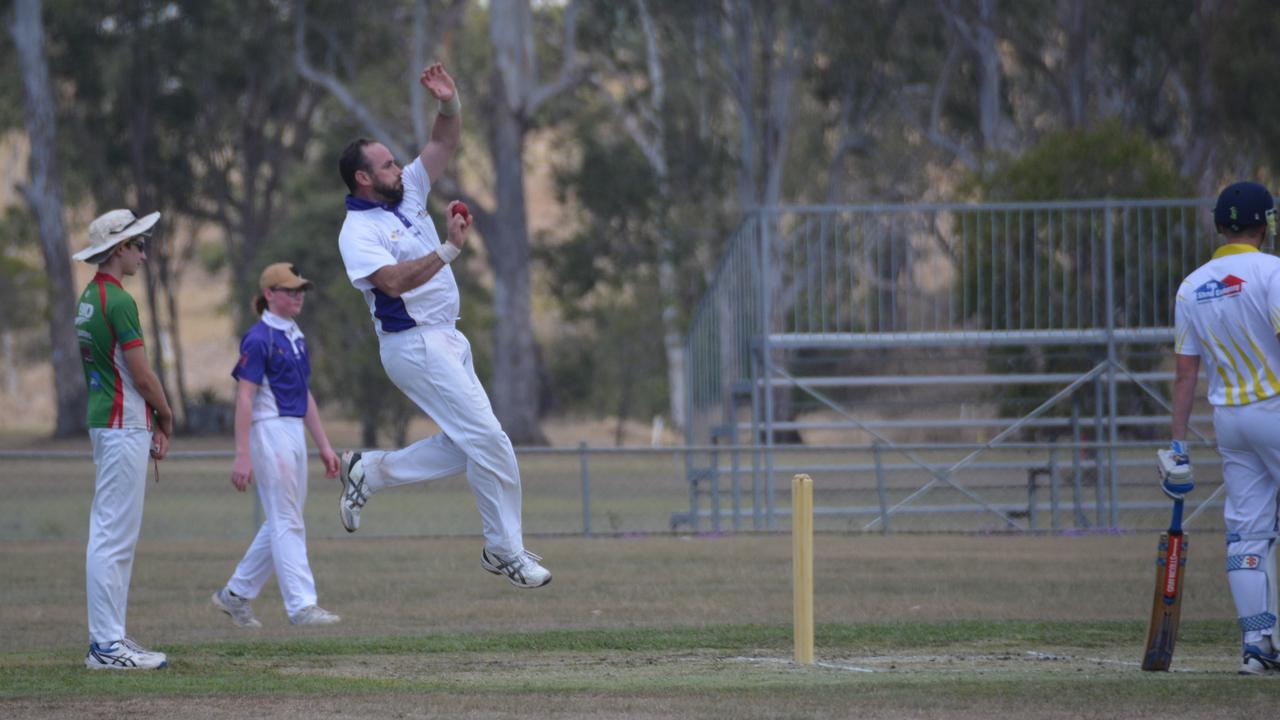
[1169,498,1184,534]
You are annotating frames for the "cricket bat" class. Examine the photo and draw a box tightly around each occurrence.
[1141,498,1186,671]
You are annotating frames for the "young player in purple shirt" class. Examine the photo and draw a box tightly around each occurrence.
[211,263,343,627]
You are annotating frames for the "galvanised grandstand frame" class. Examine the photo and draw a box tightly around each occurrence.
[681,199,1228,533]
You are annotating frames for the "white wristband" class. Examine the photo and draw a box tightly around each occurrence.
[437,242,461,264]
[438,93,462,117]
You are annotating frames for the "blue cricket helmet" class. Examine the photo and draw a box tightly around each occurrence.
[1214,181,1275,233]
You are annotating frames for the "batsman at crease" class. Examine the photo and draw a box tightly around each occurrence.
[1168,181,1280,675]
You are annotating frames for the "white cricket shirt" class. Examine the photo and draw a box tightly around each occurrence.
[1175,243,1280,406]
[338,157,460,335]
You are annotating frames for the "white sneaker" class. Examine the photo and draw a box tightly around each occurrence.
[338,451,368,533]
[212,587,262,628]
[1240,637,1280,675]
[290,605,341,625]
[85,637,168,670]
[481,547,552,588]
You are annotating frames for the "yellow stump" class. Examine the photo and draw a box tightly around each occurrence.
[792,473,814,665]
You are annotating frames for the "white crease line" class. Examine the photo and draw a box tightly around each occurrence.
[815,661,876,673]
[1025,650,1199,672]
[730,656,877,673]
[733,652,1204,674]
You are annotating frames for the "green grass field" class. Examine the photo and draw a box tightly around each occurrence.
[0,530,1271,719]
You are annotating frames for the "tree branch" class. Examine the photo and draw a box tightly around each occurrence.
[293,2,413,161]
[920,40,979,170]
[527,0,588,116]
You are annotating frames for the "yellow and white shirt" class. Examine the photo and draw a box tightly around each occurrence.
[1175,243,1280,406]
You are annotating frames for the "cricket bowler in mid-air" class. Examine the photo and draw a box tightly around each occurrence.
[1169,181,1280,675]
[333,62,551,589]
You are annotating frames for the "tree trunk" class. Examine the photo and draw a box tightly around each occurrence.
[1063,0,1088,128]
[487,97,547,445]
[163,264,191,429]
[12,0,86,437]
[600,0,686,431]
[1180,0,1220,196]
[722,3,808,443]
[974,0,1001,158]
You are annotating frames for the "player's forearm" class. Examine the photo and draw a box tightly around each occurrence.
[421,111,460,168]
[302,392,332,454]
[135,370,173,433]
[233,386,254,457]
[371,252,449,297]
[1170,369,1198,441]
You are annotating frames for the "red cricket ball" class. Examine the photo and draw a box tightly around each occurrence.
[450,201,470,220]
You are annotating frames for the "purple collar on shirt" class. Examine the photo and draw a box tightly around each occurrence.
[345,194,412,228]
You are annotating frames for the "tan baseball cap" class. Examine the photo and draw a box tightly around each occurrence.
[73,209,161,262]
[258,262,313,291]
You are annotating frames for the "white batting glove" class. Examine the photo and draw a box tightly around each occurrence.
[1156,440,1194,500]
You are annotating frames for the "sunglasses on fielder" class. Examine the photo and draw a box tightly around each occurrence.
[270,287,306,298]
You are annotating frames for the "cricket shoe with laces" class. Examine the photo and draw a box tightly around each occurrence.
[481,547,552,588]
[1240,637,1280,675]
[338,451,369,533]
[84,637,168,670]
[211,586,262,628]
[290,605,341,625]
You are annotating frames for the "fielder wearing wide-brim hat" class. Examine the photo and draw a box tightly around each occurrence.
[72,208,161,263]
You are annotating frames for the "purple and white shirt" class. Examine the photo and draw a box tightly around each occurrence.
[232,311,310,420]
[338,157,460,335]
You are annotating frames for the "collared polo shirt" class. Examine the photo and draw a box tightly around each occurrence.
[337,157,460,335]
[76,272,152,429]
[1175,243,1280,406]
[232,310,310,419]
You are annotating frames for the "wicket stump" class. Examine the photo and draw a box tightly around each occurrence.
[793,473,814,664]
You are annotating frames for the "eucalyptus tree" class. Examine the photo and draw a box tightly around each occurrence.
[10,0,84,436]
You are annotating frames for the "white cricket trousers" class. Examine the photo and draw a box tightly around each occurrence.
[227,418,318,616]
[86,427,151,645]
[364,324,525,557]
[1214,394,1280,641]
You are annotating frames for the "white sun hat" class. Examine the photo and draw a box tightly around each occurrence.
[72,209,161,262]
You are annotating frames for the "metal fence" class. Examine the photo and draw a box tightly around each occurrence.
[0,441,1226,544]
[683,199,1224,532]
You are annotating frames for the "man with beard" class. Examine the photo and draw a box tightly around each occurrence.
[334,63,551,589]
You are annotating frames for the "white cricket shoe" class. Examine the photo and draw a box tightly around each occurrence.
[212,587,262,628]
[338,451,368,533]
[1240,637,1280,675]
[290,605,341,625]
[84,637,168,670]
[481,547,552,589]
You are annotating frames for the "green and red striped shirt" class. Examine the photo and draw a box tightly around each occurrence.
[76,273,151,429]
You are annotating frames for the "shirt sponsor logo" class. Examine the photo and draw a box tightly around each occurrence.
[1195,275,1246,302]
[75,302,94,326]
